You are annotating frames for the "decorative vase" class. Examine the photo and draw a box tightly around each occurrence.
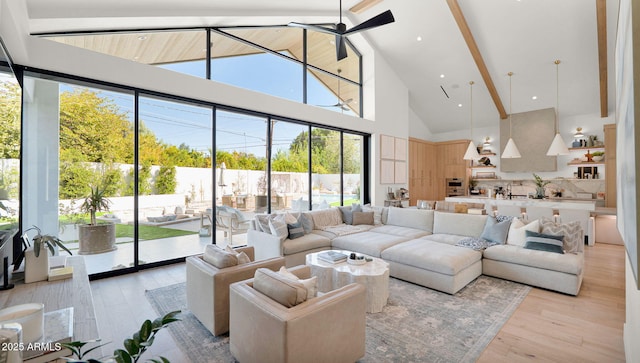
[572,140,581,148]
[24,247,49,283]
[535,187,546,199]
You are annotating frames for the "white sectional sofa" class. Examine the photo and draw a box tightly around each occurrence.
[247,206,585,295]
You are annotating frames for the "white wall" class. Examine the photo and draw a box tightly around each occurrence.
[625,254,640,362]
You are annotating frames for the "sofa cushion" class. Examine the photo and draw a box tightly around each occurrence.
[203,245,238,268]
[299,213,314,234]
[331,231,410,257]
[480,216,512,244]
[310,208,343,229]
[381,239,482,276]
[483,244,583,275]
[386,208,434,232]
[524,230,565,254]
[352,211,374,225]
[539,217,583,254]
[433,211,488,237]
[507,219,540,247]
[282,233,332,255]
[253,268,307,307]
[420,233,470,245]
[269,214,289,242]
[362,205,388,225]
[370,225,430,239]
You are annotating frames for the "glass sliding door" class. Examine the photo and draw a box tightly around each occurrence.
[270,120,310,212]
[215,109,267,245]
[137,94,213,264]
[0,59,20,247]
[310,128,342,208]
[343,133,364,206]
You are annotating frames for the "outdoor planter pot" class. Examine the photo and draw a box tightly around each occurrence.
[78,223,116,255]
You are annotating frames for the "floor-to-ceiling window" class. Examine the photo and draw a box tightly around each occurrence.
[270,120,310,212]
[343,133,364,206]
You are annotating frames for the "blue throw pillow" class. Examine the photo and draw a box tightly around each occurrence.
[480,216,512,244]
[287,221,305,239]
[524,230,565,254]
[339,206,354,225]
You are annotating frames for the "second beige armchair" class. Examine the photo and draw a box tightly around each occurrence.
[186,245,285,336]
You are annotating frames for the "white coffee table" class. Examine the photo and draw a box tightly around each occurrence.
[305,250,390,313]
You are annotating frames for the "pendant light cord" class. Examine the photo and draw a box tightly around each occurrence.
[555,60,560,133]
[508,72,513,138]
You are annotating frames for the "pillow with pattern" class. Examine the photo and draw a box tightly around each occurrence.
[456,237,498,251]
[539,217,583,254]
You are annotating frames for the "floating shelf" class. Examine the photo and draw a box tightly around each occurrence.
[479,152,496,156]
[567,161,605,166]
[471,165,496,168]
[568,146,605,151]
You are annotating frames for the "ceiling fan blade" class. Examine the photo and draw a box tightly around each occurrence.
[287,22,340,35]
[336,35,348,61]
[344,10,395,35]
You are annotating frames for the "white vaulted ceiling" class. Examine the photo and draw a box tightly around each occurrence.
[24,0,620,134]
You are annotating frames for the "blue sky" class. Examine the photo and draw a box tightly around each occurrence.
[63,52,352,158]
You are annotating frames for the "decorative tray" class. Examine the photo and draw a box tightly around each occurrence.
[347,258,367,265]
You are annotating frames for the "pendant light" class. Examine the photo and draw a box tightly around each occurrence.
[463,81,481,161]
[502,72,521,159]
[546,60,570,156]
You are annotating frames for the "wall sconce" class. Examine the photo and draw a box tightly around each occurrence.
[574,127,584,138]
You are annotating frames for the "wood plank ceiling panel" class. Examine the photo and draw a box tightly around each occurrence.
[446,0,507,119]
[596,0,608,118]
[349,0,384,14]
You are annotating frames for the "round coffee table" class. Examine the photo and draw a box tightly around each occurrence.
[305,250,389,313]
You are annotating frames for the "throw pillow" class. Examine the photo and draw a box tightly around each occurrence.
[456,237,497,251]
[480,216,512,244]
[254,214,271,234]
[203,245,238,268]
[524,230,565,254]
[299,213,314,234]
[351,203,363,213]
[224,245,251,264]
[287,221,305,240]
[253,268,307,307]
[269,214,289,242]
[362,204,384,225]
[507,219,540,247]
[339,206,354,225]
[284,213,298,225]
[539,217,583,254]
[278,266,317,298]
[352,211,375,225]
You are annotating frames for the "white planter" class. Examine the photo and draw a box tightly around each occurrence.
[24,247,49,283]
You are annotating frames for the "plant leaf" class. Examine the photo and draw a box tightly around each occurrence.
[123,338,140,355]
[139,320,152,342]
[114,349,132,363]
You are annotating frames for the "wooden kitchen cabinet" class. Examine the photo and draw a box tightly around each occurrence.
[604,124,616,208]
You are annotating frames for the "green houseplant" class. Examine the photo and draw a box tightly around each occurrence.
[78,185,117,255]
[532,173,550,199]
[23,225,73,258]
[21,225,72,283]
[61,310,181,363]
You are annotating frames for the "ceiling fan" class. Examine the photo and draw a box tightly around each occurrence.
[288,0,395,61]
[318,98,354,111]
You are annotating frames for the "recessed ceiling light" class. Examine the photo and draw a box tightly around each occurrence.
[417,36,423,41]
[532,96,538,100]
[458,104,463,108]
[440,74,445,78]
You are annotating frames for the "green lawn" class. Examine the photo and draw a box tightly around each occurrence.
[330,198,359,207]
[115,224,197,240]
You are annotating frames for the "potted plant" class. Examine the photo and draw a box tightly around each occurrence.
[532,173,550,199]
[22,225,72,283]
[591,151,605,162]
[78,185,117,255]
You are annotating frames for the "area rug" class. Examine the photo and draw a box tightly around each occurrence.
[146,276,530,363]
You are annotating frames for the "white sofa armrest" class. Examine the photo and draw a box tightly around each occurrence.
[247,228,285,261]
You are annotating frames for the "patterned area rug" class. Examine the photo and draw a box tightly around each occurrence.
[146,276,530,363]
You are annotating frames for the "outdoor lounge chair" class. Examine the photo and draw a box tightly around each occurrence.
[206,206,251,244]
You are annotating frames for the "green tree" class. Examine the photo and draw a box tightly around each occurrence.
[59,149,96,199]
[101,165,124,197]
[0,81,21,159]
[59,89,134,164]
[155,165,177,194]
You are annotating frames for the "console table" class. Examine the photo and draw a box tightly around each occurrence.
[0,256,100,360]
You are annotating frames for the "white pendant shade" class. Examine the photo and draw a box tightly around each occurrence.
[463,141,481,160]
[502,138,521,158]
[546,132,570,156]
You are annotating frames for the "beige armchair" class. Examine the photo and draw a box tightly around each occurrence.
[186,246,285,336]
[229,265,366,363]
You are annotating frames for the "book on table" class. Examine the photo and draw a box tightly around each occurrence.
[317,251,348,263]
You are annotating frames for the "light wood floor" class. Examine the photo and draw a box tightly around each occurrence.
[90,243,626,362]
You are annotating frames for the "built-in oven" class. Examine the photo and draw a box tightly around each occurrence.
[446,178,466,197]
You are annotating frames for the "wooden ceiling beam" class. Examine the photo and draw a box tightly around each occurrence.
[596,0,608,118]
[349,0,384,14]
[446,0,507,119]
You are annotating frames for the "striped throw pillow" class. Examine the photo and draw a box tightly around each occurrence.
[539,217,583,254]
[524,230,565,254]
